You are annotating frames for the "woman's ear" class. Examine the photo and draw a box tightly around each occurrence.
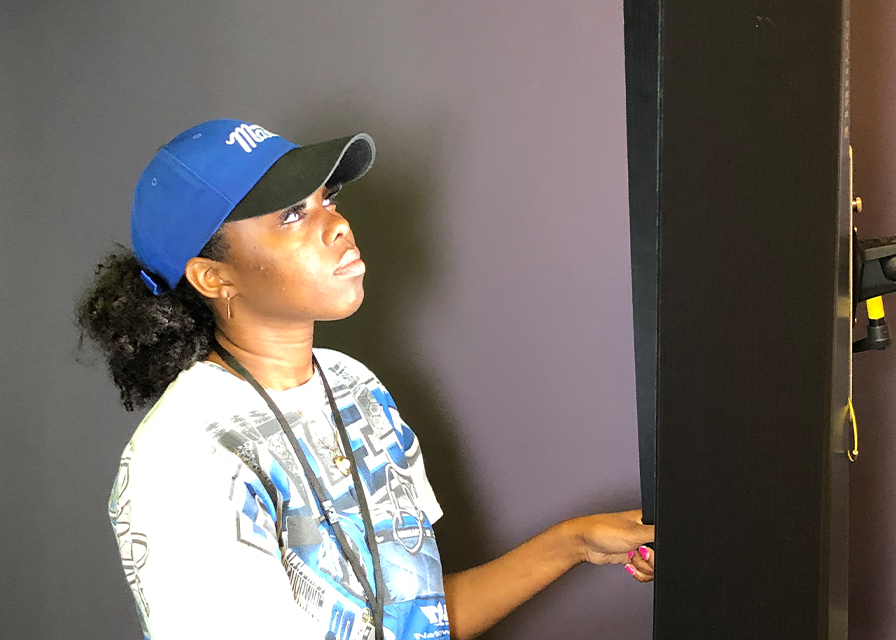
[184,256,233,300]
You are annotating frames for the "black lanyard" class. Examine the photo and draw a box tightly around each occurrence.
[213,340,386,640]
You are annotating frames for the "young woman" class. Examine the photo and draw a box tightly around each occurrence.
[78,119,654,640]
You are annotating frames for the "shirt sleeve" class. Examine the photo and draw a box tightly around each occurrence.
[398,421,443,525]
[109,439,316,639]
[368,382,444,526]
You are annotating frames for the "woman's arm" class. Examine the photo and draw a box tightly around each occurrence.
[443,510,655,640]
[111,444,314,639]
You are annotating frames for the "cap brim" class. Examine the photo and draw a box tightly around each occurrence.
[226,133,375,222]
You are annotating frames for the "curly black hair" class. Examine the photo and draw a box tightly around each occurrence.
[77,229,229,411]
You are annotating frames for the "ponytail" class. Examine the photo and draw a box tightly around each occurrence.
[77,231,228,411]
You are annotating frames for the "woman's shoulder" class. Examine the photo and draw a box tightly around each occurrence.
[312,347,378,382]
[150,360,241,416]
[123,361,249,459]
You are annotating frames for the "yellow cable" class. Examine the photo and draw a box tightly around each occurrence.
[847,398,859,462]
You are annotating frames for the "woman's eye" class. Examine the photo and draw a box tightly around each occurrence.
[323,186,341,206]
[281,205,306,224]
[322,193,339,207]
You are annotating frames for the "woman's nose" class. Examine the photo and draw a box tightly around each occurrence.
[324,208,352,245]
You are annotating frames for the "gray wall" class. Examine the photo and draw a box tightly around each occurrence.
[851,0,896,638]
[1,2,649,639]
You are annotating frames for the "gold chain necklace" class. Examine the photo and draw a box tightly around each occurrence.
[306,378,352,476]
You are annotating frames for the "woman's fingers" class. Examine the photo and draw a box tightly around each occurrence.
[625,562,654,583]
[633,545,654,569]
[624,545,655,583]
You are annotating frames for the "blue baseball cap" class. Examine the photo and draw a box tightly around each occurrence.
[131,119,375,295]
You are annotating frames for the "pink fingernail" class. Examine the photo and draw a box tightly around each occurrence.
[628,550,635,560]
[625,565,636,576]
[639,546,650,561]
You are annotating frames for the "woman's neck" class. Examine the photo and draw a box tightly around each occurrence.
[209,323,316,391]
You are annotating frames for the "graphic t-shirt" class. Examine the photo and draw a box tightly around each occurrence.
[108,349,449,640]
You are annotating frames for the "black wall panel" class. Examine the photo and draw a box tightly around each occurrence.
[625,1,852,637]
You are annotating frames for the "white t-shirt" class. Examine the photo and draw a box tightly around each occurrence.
[109,349,449,640]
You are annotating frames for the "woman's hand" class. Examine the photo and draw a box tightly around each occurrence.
[444,509,654,638]
[565,509,655,582]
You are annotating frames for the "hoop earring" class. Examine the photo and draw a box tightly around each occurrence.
[225,293,232,320]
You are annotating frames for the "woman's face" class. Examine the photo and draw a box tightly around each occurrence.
[219,185,366,325]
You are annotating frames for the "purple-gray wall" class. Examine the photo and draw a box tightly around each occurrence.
[12,2,891,638]
[851,0,896,638]
[1,2,649,639]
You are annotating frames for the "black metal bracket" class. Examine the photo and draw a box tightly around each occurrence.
[854,232,896,352]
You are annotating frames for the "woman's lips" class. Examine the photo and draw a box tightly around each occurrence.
[334,249,366,276]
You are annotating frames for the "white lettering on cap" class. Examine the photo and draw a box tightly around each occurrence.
[225,123,279,153]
